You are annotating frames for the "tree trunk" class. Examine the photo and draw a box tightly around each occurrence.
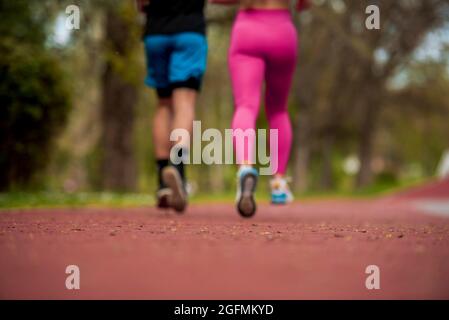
[320,135,334,190]
[100,5,138,191]
[356,98,379,188]
[292,111,311,192]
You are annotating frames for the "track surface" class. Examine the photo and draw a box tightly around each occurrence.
[1,198,449,299]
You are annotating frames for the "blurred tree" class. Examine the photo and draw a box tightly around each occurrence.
[293,0,449,190]
[0,0,71,191]
[386,58,449,177]
[100,0,142,191]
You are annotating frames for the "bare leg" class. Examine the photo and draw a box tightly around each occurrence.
[160,88,197,213]
[172,88,197,146]
[152,98,173,159]
[153,97,174,209]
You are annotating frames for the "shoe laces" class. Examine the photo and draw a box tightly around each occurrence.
[270,176,292,192]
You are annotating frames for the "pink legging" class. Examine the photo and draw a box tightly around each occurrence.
[229,9,298,175]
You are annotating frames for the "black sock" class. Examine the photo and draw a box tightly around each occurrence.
[171,162,185,182]
[156,159,169,190]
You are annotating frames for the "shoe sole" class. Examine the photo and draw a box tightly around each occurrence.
[162,167,187,213]
[156,190,170,209]
[271,194,287,205]
[237,173,257,218]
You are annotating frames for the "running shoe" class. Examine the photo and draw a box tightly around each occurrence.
[270,176,294,205]
[156,188,171,209]
[236,166,259,218]
[162,166,187,213]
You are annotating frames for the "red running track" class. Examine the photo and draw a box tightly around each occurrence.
[0,198,448,299]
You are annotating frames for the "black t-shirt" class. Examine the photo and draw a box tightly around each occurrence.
[144,0,206,36]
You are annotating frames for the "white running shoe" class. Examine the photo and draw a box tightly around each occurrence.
[236,166,259,218]
[270,176,294,205]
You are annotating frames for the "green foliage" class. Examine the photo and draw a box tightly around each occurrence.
[0,40,71,190]
[0,0,71,191]
[0,0,47,45]
[0,192,153,209]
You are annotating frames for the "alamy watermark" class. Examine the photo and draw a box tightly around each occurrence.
[65,265,80,290]
[365,5,380,30]
[365,265,380,290]
[65,5,80,30]
[170,121,278,175]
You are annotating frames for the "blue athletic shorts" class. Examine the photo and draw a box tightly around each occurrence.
[144,32,208,98]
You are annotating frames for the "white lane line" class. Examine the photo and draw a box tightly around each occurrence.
[414,200,449,218]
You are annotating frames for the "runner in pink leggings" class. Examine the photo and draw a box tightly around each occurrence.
[211,0,308,217]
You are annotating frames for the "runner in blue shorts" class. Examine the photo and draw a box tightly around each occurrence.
[138,0,208,212]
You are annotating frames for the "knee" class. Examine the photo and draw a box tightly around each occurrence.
[233,105,258,123]
[266,108,289,121]
[158,98,172,107]
[156,98,173,114]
